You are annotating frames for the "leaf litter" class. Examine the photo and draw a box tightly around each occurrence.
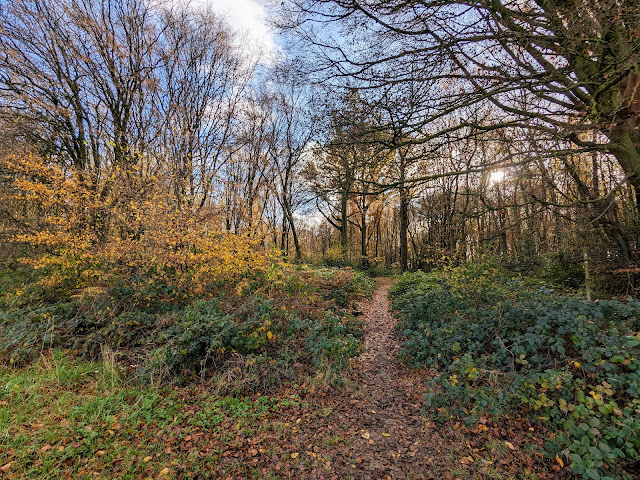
[0,280,578,479]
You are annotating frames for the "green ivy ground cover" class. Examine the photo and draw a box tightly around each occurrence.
[390,263,640,480]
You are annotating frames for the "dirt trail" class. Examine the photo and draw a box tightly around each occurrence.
[251,279,558,479]
[319,279,443,479]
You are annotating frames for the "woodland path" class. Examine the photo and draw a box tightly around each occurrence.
[303,279,453,480]
[222,279,560,479]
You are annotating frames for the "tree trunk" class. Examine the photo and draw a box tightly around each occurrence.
[291,222,302,262]
[340,189,348,257]
[284,203,302,262]
[280,215,287,252]
[360,209,367,267]
[606,110,640,220]
[399,155,409,271]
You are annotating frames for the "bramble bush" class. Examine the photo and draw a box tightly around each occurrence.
[390,263,640,480]
[0,263,371,392]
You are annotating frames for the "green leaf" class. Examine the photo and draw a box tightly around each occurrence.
[625,337,640,347]
[585,468,600,480]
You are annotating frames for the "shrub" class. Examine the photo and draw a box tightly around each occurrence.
[305,311,364,369]
[536,250,586,289]
[1,264,369,391]
[390,262,640,480]
[0,302,80,366]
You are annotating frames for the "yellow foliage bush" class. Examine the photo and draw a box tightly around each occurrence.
[3,153,277,293]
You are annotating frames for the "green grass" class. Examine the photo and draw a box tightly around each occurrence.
[0,351,306,479]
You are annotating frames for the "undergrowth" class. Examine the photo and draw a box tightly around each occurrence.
[390,262,640,480]
[0,260,374,391]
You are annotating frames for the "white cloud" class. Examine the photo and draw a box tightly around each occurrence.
[193,0,277,63]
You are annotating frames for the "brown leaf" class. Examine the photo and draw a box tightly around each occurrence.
[504,441,516,450]
[1,462,11,473]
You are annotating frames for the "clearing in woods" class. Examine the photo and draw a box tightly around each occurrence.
[0,278,558,479]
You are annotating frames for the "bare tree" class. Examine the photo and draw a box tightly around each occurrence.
[266,65,319,260]
[278,0,640,211]
[0,0,251,239]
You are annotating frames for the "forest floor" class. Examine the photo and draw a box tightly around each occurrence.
[0,278,564,479]
[283,278,563,480]
[297,278,451,479]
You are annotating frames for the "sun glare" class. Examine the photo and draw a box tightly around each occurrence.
[490,170,505,183]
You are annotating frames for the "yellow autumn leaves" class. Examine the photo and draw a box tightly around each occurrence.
[4,153,278,293]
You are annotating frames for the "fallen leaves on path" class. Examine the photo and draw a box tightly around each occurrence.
[0,280,577,480]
